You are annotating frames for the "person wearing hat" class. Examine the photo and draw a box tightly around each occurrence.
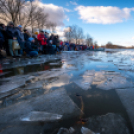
[37,30,47,53]
[6,21,19,57]
[14,25,25,56]
[25,37,38,57]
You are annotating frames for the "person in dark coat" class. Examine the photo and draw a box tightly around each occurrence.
[6,22,19,57]
[0,24,10,55]
[53,35,60,52]
[0,24,6,58]
[14,25,25,56]
[25,37,38,57]
[0,28,4,49]
[24,29,31,41]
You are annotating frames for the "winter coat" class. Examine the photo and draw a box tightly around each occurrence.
[6,26,16,39]
[0,31,4,48]
[37,34,47,45]
[24,33,31,41]
[25,40,37,53]
[0,31,4,42]
[14,28,24,43]
[53,37,59,46]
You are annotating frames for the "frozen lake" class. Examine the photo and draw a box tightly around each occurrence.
[0,49,134,134]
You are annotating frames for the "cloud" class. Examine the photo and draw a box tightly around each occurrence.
[75,6,134,24]
[132,37,134,40]
[64,8,71,12]
[66,18,70,21]
[64,27,71,32]
[70,1,77,6]
[55,27,65,38]
[66,2,69,6]
[32,1,66,26]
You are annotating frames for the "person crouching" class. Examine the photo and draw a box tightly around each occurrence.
[25,37,38,57]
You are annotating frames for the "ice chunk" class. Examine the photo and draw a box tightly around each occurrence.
[24,81,43,90]
[116,88,134,131]
[44,74,70,90]
[117,65,134,71]
[20,111,62,122]
[57,128,69,134]
[69,127,75,133]
[57,127,75,134]
[0,79,25,97]
[97,76,134,90]
[38,70,66,80]
[74,76,93,90]
[49,62,62,66]
[86,113,130,134]
[92,71,134,90]
[26,76,38,83]
[81,127,95,134]
[0,88,82,124]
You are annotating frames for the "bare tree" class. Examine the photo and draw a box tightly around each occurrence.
[94,41,98,49]
[64,25,84,44]
[71,25,84,44]
[0,0,26,25]
[47,22,57,33]
[64,26,72,42]
[86,34,93,46]
[0,0,56,33]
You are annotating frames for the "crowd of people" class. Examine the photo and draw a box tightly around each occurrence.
[0,21,63,59]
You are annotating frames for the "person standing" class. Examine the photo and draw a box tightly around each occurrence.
[37,30,47,53]
[14,25,25,56]
[6,22,19,57]
[53,35,60,52]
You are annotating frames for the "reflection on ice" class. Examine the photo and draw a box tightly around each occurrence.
[73,70,134,90]
[20,111,63,122]
[81,127,95,134]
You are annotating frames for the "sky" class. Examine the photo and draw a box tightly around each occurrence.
[39,0,134,46]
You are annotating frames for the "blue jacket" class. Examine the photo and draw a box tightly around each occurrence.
[25,40,38,53]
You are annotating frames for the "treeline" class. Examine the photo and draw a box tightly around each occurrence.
[64,25,98,46]
[103,42,134,49]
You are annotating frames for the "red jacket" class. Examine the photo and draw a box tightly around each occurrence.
[37,34,47,45]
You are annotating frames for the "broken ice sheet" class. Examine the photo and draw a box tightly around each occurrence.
[20,111,62,122]
[38,70,66,81]
[57,127,75,134]
[24,81,44,90]
[96,75,134,90]
[92,71,106,85]
[49,62,62,66]
[117,65,134,71]
[43,74,70,90]
[81,127,95,134]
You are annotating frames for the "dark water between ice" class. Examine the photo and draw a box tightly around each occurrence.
[0,50,134,133]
